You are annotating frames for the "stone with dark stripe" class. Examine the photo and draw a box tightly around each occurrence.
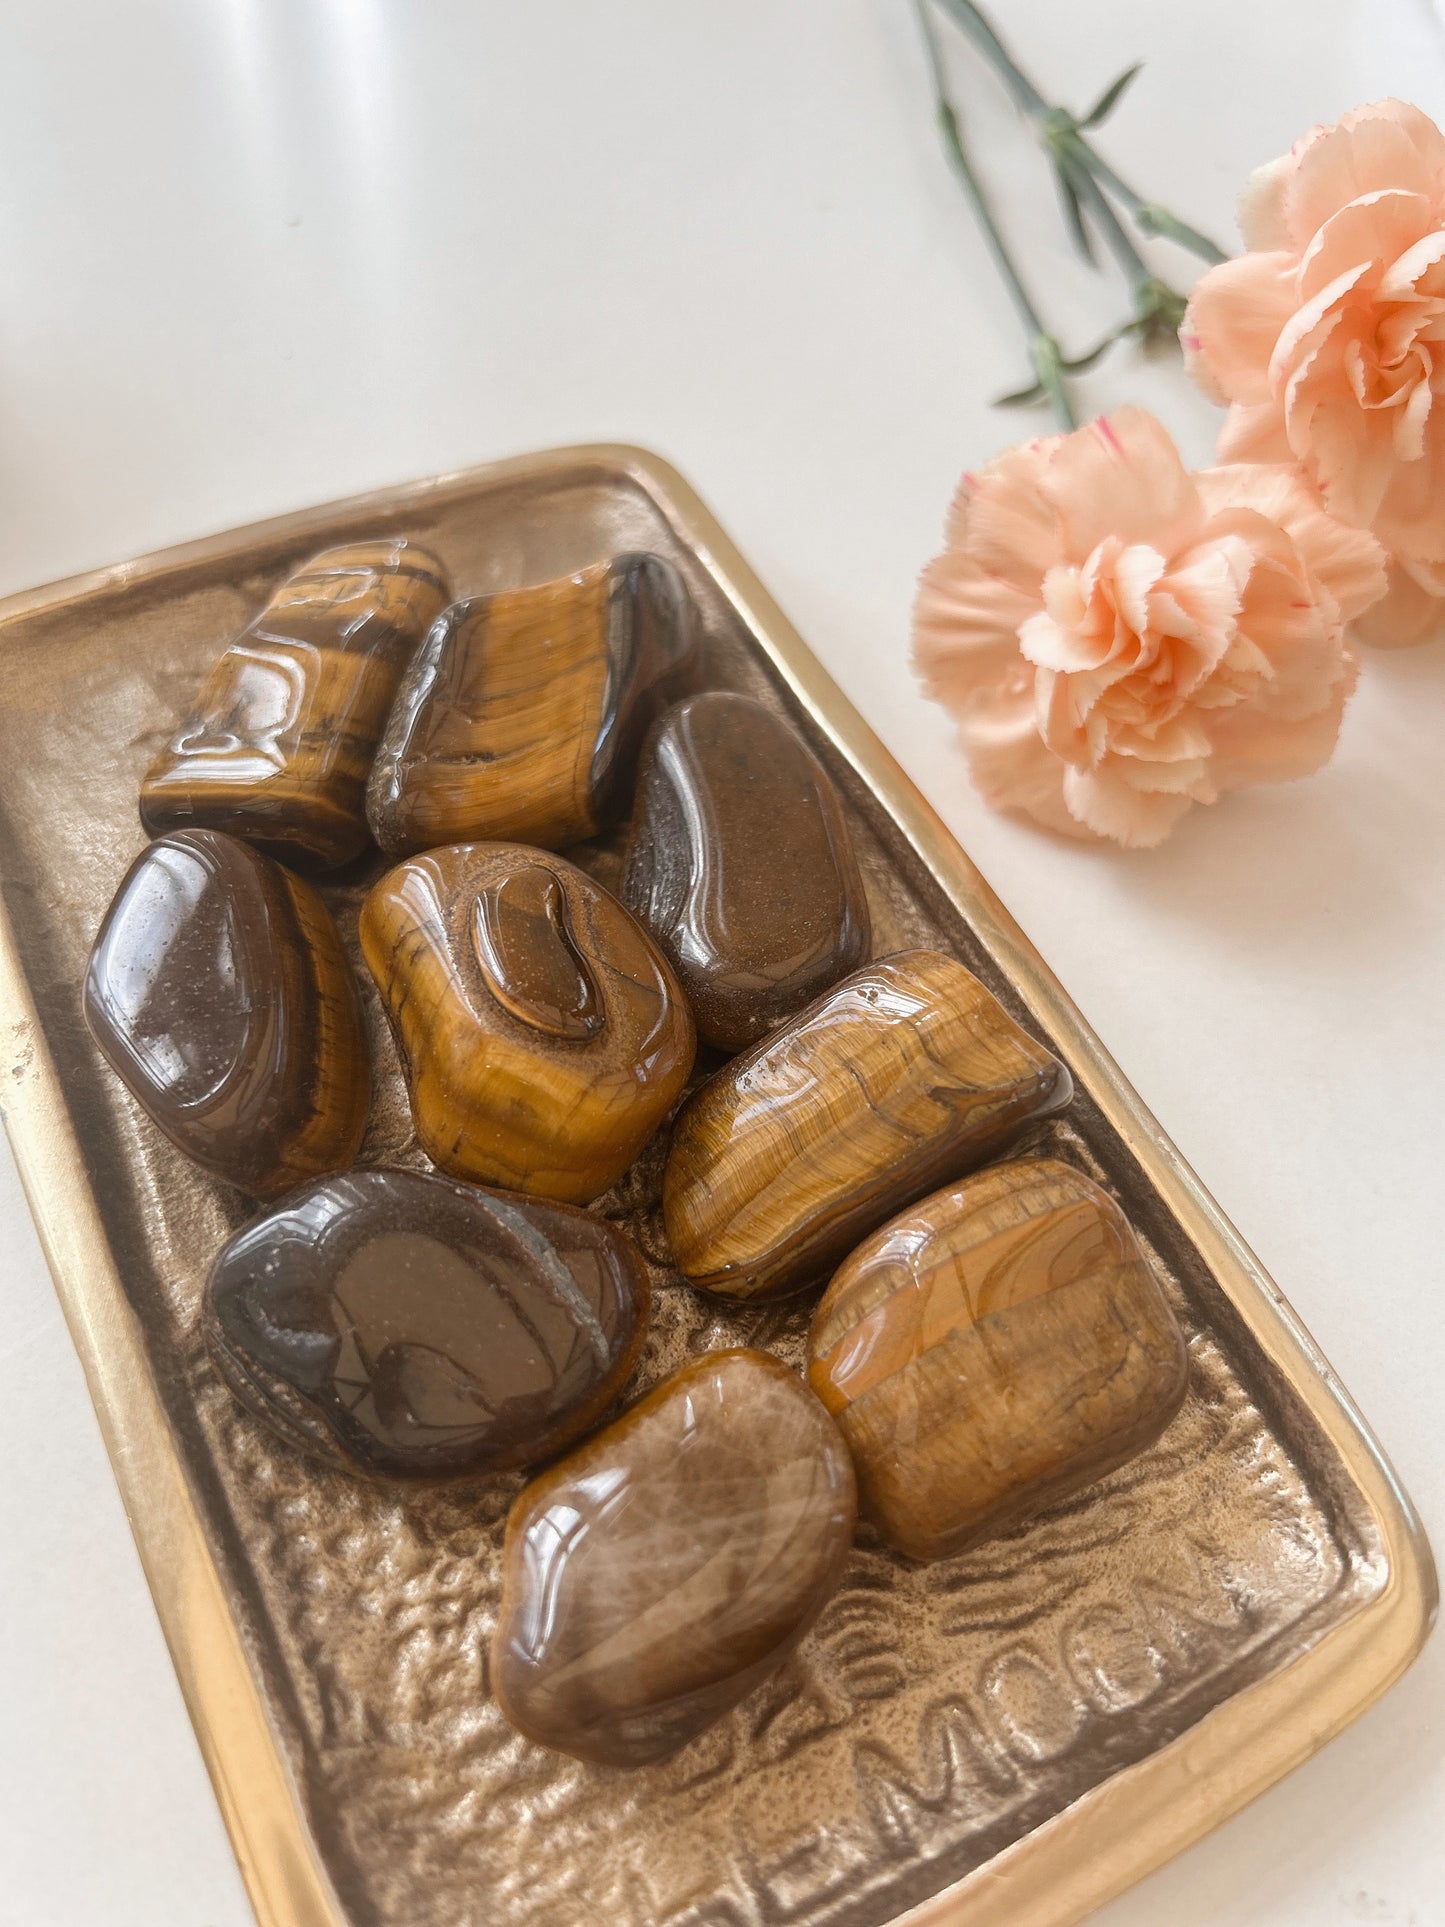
[808,1159,1188,1558]
[360,842,695,1203]
[141,539,452,871]
[366,552,695,857]
[663,950,1072,1299]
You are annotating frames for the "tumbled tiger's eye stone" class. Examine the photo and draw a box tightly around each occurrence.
[366,552,695,857]
[83,829,369,1197]
[360,843,695,1203]
[141,539,451,871]
[621,692,872,1051]
[807,1159,1188,1559]
[663,950,1070,1299]
[204,1166,650,1478]
[491,1348,856,1766]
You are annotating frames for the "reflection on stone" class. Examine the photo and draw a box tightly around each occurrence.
[808,1158,1189,1558]
[141,540,451,871]
[623,691,871,1051]
[83,828,368,1196]
[663,950,1071,1299]
[360,842,695,1203]
[205,1165,650,1477]
[367,553,695,856]
[492,1348,856,1765]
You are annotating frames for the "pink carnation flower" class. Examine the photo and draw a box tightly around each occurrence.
[1184,98,1445,645]
[912,408,1385,848]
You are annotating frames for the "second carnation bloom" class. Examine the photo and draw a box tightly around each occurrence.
[913,408,1385,848]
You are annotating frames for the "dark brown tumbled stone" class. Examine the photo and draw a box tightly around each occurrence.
[622,692,872,1051]
[366,553,696,857]
[492,1349,856,1766]
[205,1166,650,1478]
[83,829,369,1197]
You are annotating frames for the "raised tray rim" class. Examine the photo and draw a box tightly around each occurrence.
[0,442,1434,1927]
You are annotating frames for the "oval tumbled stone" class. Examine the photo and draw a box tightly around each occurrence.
[367,553,695,857]
[205,1166,650,1477]
[83,828,369,1197]
[622,691,872,1051]
[663,949,1071,1299]
[491,1348,856,1766]
[359,842,695,1203]
[807,1159,1189,1559]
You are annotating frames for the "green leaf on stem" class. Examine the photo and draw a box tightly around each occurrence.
[994,330,1118,406]
[1053,163,1098,265]
[1079,62,1143,129]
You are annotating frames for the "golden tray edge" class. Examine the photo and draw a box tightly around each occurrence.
[0,442,1434,1927]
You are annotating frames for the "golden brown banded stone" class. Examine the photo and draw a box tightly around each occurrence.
[491,1348,856,1766]
[662,949,1071,1300]
[359,842,695,1203]
[205,1167,650,1478]
[808,1159,1189,1559]
[83,829,369,1197]
[622,691,872,1051]
[366,552,695,857]
[140,539,451,871]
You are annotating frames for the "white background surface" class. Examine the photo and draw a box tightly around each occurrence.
[0,2,1441,1923]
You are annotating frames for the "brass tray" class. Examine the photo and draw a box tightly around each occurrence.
[0,446,1434,1927]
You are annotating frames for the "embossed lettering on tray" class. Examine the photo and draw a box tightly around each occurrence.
[0,462,1397,1927]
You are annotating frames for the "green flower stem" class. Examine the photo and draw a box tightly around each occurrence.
[1059,148,1189,336]
[910,0,1076,429]
[935,0,1229,267]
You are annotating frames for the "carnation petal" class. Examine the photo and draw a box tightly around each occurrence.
[953,685,1087,838]
[952,440,1066,590]
[1351,555,1445,645]
[1040,407,1203,558]
[1195,464,1388,621]
[1377,225,1445,300]
[1369,414,1445,561]
[1270,264,1362,394]
[1293,382,1399,527]
[1285,100,1445,245]
[1183,252,1298,405]
[1238,151,1296,250]
[1204,660,1356,789]
[1060,764,1197,848]
[1393,362,1434,463]
[911,552,1037,706]
[1298,188,1433,298]
[1217,401,1294,463]
[1017,607,1111,674]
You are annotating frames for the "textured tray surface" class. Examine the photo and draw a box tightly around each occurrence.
[0,456,1421,1927]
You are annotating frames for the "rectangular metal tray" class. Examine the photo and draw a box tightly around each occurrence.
[0,446,1433,1927]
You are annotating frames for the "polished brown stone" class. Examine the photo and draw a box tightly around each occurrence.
[83,829,369,1197]
[622,691,872,1052]
[366,553,695,857]
[359,842,695,1203]
[491,1348,856,1766]
[140,539,451,871]
[808,1158,1189,1559]
[663,950,1071,1299]
[205,1166,650,1478]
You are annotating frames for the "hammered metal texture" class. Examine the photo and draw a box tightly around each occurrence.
[0,469,1383,1927]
